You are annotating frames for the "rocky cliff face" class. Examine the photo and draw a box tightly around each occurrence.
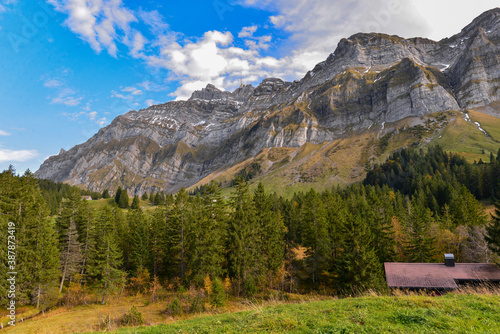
[35,8,500,194]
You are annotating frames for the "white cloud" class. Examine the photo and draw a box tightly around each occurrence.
[0,129,10,136]
[239,25,258,38]
[42,68,83,106]
[96,117,107,126]
[145,99,158,107]
[122,86,142,95]
[0,148,38,162]
[270,15,286,28]
[48,0,137,57]
[51,88,83,106]
[51,0,500,103]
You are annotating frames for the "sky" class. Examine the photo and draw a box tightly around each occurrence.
[0,0,498,174]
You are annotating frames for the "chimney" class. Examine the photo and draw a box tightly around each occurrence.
[444,253,455,267]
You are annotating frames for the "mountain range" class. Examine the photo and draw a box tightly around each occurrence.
[35,8,500,196]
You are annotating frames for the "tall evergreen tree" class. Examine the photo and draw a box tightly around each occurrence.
[228,178,260,294]
[131,195,141,209]
[57,189,83,292]
[166,188,190,282]
[188,181,227,286]
[301,188,330,284]
[10,170,60,307]
[88,207,125,304]
[127,208,149,271]
[486,199,500,257]
[335,208,384,294]
[149,208,167,278]
[404,193,437,263]
[254,183,285,278]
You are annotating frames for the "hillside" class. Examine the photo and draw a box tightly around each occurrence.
[2,291,499,333]
[34,8,500,195]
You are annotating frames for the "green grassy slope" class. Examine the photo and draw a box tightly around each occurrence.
[113,293,500,334]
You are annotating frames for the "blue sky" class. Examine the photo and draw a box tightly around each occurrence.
[0,0,498,174]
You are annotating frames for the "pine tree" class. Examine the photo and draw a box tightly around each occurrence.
[188,181,227,286]
[254,183,285,279]
[486,199,500,257]
[57,189,83,292]
[335,211,384,294]
[118,189,129,209]
[76,198,95,282]
[115,187,122,205]
[228,178,259,294]
[166,188,190,282]
[7,170,60,307]
[131,195,141,209]
[141,193,149,201]
[128,208,149,271]
[149,208,166,278]
[301,188,330,284]
[404,193,437,263]
[88,207,125,304]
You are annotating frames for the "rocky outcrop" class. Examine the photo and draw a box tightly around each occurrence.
[35,8,500,194]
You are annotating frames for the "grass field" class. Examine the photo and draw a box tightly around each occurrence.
[3,289,500,334]
[113,291,500,334]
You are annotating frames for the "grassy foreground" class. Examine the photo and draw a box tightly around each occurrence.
[113,293,500,334]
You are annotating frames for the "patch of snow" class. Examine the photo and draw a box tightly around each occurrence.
[374,77,381,83]
[439,135,442,138]
[464,112,471,122]
[193,120,206,127]
[381,122,385,130]
[439,64,450,72]
[486,30,492,33]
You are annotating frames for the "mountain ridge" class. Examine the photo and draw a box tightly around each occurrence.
[35,8,500,195]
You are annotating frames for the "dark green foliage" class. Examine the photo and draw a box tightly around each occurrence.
[88,207,125,304]
[102,189,110,198]
[335,194,385,294]
[404,194,437,263]
[486,199,500,257]
[131,195,141,209]
[117,188,129,209]
[141,192,149,201]
[188,182,227,285]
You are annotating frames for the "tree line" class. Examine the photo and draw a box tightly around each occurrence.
[1,146,500,311]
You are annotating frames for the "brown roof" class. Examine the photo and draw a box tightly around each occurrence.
[384,262,500,289]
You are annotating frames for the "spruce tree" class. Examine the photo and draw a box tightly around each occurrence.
[189,181,227,286]
[57,189,83,292]
[102,189,110,198]
[149,208,167,278]
[10,170,60,306]
[166,188,190,282]
[131,195,141,209]
[335,211,384,294]
[118,189,129,209]
[228,178,259,294]
[115,186,122,205]
[254,183,285,278]
[486,199,500,257]
[301,188,330,284]
[404,193,437,263]
[128,208,149,271]
[88,207,125,304]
